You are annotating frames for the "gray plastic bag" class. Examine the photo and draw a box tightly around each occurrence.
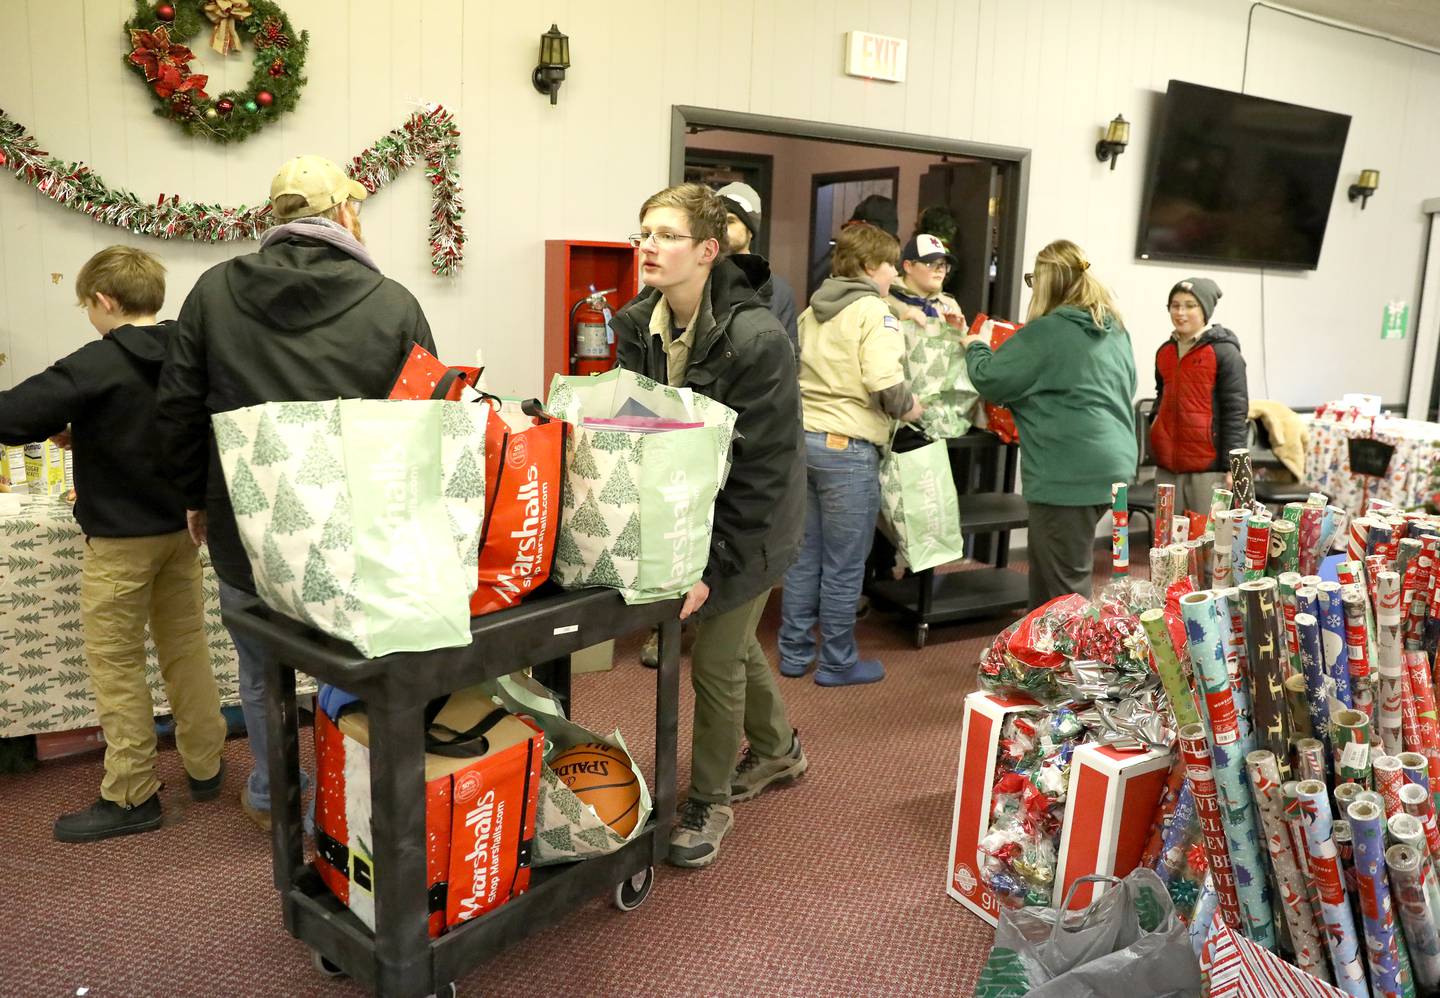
[976,870,1202,998]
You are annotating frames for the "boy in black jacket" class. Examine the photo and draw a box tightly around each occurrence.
[0,246,226,842]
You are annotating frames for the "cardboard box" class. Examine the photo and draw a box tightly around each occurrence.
[1052,742,1173,910]
[314,688,543,937]
[23,441,65,496]
[946,690,1042,925]
[571,639,615,674]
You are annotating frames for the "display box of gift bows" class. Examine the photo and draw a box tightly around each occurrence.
[947,690,1171,926]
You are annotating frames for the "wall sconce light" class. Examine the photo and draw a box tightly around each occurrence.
[1095,114,1130,171]
[1348,169,1380,209]
[532,24,570,106]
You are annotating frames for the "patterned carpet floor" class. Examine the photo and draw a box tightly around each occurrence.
[0,563,1081,997]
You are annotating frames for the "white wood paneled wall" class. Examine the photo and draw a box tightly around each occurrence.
[1,0,1437,405]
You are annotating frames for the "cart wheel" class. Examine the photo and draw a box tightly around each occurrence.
[613,866,654,911]
[311,950,346,978]
[913,623,929,650]
[426,984,457,998]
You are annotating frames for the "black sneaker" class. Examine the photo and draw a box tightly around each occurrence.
[188,759,226,802]
[54,794,163,843]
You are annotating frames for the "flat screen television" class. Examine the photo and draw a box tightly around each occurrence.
[1136,81,1351,270]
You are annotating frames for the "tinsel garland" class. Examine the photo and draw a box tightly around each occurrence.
[0,104,465,276]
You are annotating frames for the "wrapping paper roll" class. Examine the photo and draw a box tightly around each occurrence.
[1212,486,1234,522]
[1372,521,1397,561]
[1156,481,1174,549]
[1406,594,1429,651]
[1188,538,1210,590]
[1296,737,1329,784]
[1280,572,1304,675]
[1297,612,1334,756]
[1400,538,1424,590]
[1174,518,1191,545]
[1332,708,1373,787]
[1215,509,1238,554]
[1320,506,1348,566]
[1387,842,1440,994]
[1232,512,1252,576]
[1301,505,1325,578]
[1402,653,1424,763]
[1157,782,1199,884]
[1248,750,1329,981]
[1213,548,1235,591]
[1140,753,1186,870]
[1273,518,1300,577]
[1181,593,1273,945]
[1230,447,1255,511]
[1180,722,1243,929]
[1335,782,1367,816]
[1349,798,1405,997]
[1400,782,1440,870]
[1141,608,1201,730]
[1401,753,1432,791]
[1318,582,1355,709]
[1241,580,1290,778]
[1378,578,1408,755]
[1287,674,1316,740]
[1296,780,1370,996]
[1350,517,1374,563]
[1376,755,1408,819]
[1218,588,1254,698]
[1166,544,1191,587]
[1336,559,1366,587]
[1343,589,1376,723]
[1149,546,1173,589]
[1112,482,1129,576]
[1244,516,1273,582]
[1403,650,1440,765]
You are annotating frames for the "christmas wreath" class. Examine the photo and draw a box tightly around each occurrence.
[123,0,308,143]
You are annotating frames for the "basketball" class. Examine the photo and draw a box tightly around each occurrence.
[549,741,641,836]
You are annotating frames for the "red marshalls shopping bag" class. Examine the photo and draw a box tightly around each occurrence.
[388,343,483,402]
[969,313,1023,444]
[472,399,564,616]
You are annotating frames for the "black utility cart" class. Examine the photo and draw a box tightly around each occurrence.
[224,587,681,998]
[867,430,1029,647]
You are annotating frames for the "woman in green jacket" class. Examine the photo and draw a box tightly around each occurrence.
[961,239,1137,607]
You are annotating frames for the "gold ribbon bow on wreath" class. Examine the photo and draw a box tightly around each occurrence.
[204,0,253,55]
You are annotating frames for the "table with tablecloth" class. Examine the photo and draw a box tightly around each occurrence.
[1304,403,1440,515]
[0,494,304,738]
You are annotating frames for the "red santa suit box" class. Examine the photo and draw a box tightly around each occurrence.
[314,688,544,937]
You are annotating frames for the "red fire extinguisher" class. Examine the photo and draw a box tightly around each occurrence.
[569,285,619,376]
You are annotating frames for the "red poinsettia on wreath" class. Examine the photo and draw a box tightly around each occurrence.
[128,26,209,103]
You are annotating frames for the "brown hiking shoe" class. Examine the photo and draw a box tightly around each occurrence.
[730,731,808,802]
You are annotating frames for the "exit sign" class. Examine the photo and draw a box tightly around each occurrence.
[844,31,907,83]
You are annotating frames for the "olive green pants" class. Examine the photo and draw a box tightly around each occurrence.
[687,591,793,804]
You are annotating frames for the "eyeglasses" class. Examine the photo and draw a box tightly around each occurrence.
[627,231,703,249]
[919,260,951,274]
[1023,272,1034,288]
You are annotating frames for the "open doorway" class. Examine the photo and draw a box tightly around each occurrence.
[670,106,1029,322]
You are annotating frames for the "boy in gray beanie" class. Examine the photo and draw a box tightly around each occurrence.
[1148,276,1248,524]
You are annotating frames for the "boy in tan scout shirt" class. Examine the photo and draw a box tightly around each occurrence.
[779,224,922,688]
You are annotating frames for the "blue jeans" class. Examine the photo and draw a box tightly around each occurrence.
[778,432,882,675]
[219,581,310,812]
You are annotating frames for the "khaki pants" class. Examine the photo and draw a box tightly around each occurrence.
[81,531,226,806]
[688,591,793,804]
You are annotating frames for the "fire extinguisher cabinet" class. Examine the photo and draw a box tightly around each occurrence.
[544,240,639,384]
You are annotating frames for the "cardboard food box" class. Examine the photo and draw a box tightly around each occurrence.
[314,687,544,937]
[1052,742,1173,910]
[23,441,65,496]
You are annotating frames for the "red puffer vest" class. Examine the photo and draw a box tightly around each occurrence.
[1150,339,1218,472]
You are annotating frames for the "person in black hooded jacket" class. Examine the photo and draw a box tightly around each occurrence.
[156,155,436,831]
[612,183,806,870]
[0,246,227,843]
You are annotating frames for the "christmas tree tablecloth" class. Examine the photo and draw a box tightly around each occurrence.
[1305,404,1440,515]
[0,496,279,738]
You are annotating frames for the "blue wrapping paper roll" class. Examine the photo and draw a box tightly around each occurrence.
[1181,591,1274,947]
[1232,511,1252,573]
[1158,781,1199,885]
[1297,780,1370,997]
[1297,611,1334,759]
[1214,590,1255,743]
[1318,582,1356,709]
[1349,798,1406,997]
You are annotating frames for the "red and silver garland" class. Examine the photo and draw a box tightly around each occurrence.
[0,103,465,276]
